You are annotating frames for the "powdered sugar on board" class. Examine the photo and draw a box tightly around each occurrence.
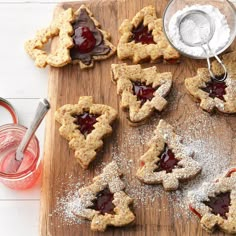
[54,108,234,224]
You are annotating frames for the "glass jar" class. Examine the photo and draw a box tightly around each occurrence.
[0,124,41,190]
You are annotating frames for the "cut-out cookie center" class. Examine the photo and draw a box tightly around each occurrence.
[203,192,231,219]
[201,77,227,101]
[130,22,155,44]
[73,26,96,53]
[132,81,156,105]
[70,8,111,65]
[155,144,179,173]
[91,187,115,215]
[72,112,99,136]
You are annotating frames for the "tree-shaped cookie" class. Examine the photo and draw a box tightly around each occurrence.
[189,168,236,234]
[25,8,74,68]
[72,161,135,231]
[117,6,180,64]
[70,5,116,69]
[111,63,172,125]
[185,51,236,113]
[55,96,117,169]
[136,119,201,191]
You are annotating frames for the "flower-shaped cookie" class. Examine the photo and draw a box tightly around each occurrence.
[55,96,117,169]
[136,119,201,191]
[185,51,236,113]
[189,168,236,234]
[72,161,135,231]
[25,8,74,68]
[70,5,116,69]
[111,63,172,125]
[117,5,180,64]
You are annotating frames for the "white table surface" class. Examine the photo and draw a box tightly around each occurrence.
[0,1,235,235]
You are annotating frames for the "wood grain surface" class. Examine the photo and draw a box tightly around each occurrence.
[40,1,236,235]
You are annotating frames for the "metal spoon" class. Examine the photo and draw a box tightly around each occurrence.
[15,98,50,162]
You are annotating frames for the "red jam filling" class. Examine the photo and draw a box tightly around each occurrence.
[130,22,155,44]
[73,26,96,54]
[72,112,98,136]
[203,192,231,219]
[226,168,236,177]
[91,188,115,215]
[201,77,227,101]
[132,82,156,105]
[154,145,179,173]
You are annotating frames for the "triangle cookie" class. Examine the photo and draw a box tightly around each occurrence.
[72,161,135,232]
[70,5,116,69]
[111,63,172,125]
[189,168,236,234]
[55,96,117,169]
[185,51,236,113]
[136,119,201,191]
[117,6,180,64]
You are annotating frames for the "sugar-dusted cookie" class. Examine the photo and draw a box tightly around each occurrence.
[189,168,236,234]
[136,119,201,191]
[117,6,180,64]
[25,8,74,68]
[72,161,135,231]
[111,63,172,125]
[185,51,236,113]
[70,5,116,69]
[55,96,117,169]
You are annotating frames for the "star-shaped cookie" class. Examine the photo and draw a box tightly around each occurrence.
[117,5,180,64]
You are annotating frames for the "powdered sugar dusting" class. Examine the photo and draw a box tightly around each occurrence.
[54,108,233,224]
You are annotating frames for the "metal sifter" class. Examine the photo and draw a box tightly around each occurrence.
[178,10,227,82]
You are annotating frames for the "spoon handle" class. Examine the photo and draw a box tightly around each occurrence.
[15,99,50,161]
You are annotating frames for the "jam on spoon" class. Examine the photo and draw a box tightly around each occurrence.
[90,187,115,215]
[203,192,231,219]
[72,112,99,137]
[201,75,227,101]
[154,144,179,173]
[130,22,155,44]
[132,81,156,105]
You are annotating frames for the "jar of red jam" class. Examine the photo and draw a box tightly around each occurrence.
[0,124,41,190]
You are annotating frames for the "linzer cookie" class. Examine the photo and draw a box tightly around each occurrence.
[25,8,74,68]
[111,63,172,125]
[72,161,135,231]
[188,168,236,234]
[136,119,201,191]
[55,96,117,169]
[185,51,236,113]
[70,5,116,69]
[117,6,180,64]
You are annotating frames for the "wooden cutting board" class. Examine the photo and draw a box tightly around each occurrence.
[40,1,236,235]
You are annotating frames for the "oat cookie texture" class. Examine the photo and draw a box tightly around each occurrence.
[188,168,236,234]
[55,96,117,169]
[111,63,172,125]
[136,119,202,191]
[72,161,135,231]
[185,51,236,113]
[117,5,180,64]
[25,8,74,68]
